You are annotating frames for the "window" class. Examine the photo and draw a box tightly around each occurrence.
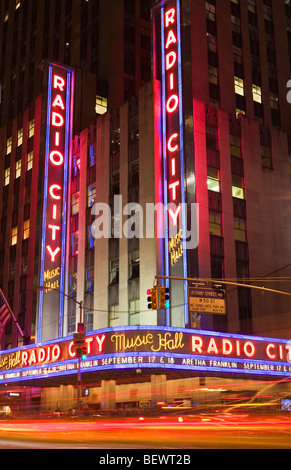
[73,155,80,176]
[109,258,119,285]
[261,145,272,168]
[231,15,241,33]
[27,151,33,171]
[232,174,244,199]
[206,32,217,53]
[207,167,220,192]
[17,128,23,147]
[89,145,95,166]
[252,84,262,103]
[109,305,119,323]
[86,267,94,292]
[88,225,94,249]
[84,312,93,332]
[270,93,279,110]
[70,232,78,255]
[205,1,216,21]
[247,0,256,13]
[208,65,218,84]
[129,251,140,279]
[206,125,218,150]
[234,217,247,241]
[11,226,18,246]
[4,168,10,186]
[234,76,244,96]
[129,299,140,326]
[6,137,12,155]
[71,193,79,215]
[69,272,77,298]
[28,119,35,138]
[15,160,21,179]
[209,210,222,236]
[23,219,30,240]
[87,183,96,208]
[95,95,107,115]
[230,134,241,158]
[233,45,243,64]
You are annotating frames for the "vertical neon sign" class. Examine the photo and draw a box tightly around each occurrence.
[154,0,188,327]
[38,63,74,342]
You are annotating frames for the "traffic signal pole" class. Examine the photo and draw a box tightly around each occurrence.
[155,274,291,297]
[77,301,83,415]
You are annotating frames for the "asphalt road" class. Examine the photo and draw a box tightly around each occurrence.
[0,414,290,449]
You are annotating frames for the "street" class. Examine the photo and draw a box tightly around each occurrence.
[0,414,290,449]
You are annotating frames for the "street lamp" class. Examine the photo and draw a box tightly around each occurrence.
[37,286,84,414]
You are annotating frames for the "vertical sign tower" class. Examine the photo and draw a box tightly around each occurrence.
[37,63,74,342]
[153,0,197,327]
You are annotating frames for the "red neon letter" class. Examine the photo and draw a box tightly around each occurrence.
[52,344,61,361]
[169,205,181,226]
[52,204,57,220]
[52,112,64,127]
[166,94,179,113]
[266,343,276,359]
[222,339,233,355]
[285,344,291,361]
[169,180,180,200]
[49,184,62,200]
[165,8,176,28]
[166,51,177,70]
[55,132,60,146]
[167,133,179,153]
[21,351,29,366]
[46,245,61,262]
[96,334,106,352]
[85,337,94,354]
[48,224,61,241]
[38,348,47,363]
[165,30,177,49]
[29,349,37,365]
[171,158,176,176]
[207,337,218,354]
[243,341,255,358]
[169,73,174,90]
[191,336,203,353]
[53,75,65,92]
[68,341,76,358]
[52,94,65,110]
[50,150,64,166]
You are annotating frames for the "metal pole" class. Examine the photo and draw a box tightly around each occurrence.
[77,300,83,415]
[155,274,291,297]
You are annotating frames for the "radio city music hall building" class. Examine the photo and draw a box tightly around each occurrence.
[1,0,291,412]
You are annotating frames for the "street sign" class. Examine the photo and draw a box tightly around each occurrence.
[188,287,226,315]
[73,332,85,345]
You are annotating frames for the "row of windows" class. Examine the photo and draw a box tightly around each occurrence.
[10,219,30,246]
[4,151,33,186]
[6,119,34,155]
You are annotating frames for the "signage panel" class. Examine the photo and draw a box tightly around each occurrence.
[0,327,291,384]
[188,287,226,315]
[38,63,74,342]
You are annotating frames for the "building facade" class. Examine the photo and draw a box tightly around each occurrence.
[1,0,291,412]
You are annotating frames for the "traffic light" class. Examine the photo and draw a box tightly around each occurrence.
[76,345,87,360]
[159,286,170,309]
[147,287,158,310]
[80,345,87,360]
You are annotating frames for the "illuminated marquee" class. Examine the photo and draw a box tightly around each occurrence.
[1,327,291,384]
[38,63,74,342]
